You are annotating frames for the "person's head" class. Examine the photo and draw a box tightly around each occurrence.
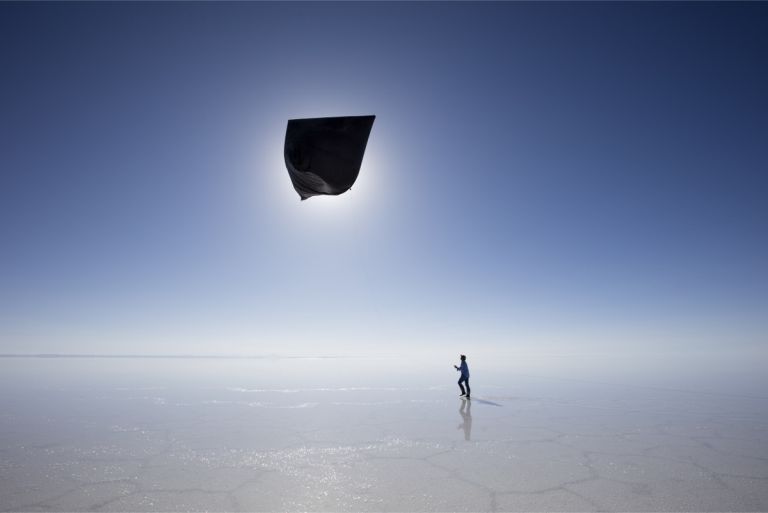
[460,354,466,361]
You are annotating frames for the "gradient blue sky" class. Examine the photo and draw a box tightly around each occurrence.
[1,2,766,357]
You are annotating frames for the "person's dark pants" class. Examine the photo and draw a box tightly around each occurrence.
[458,376,470,396]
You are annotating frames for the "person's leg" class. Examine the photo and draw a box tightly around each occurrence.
[465,378,470,397]
[458,377,466,396]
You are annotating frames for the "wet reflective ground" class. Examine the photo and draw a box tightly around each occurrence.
[1,357,767,511]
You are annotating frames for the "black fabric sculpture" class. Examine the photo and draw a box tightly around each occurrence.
[284,115,375,200]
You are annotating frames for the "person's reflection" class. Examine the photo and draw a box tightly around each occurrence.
[457,398,472,441]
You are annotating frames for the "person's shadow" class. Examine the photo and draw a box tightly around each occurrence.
[457,399,472,441]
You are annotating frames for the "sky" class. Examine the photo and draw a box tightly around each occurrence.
[1,2,766,359]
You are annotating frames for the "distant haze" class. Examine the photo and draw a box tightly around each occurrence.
[0,3,766,362]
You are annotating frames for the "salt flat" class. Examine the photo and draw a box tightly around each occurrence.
[1,356,767,512]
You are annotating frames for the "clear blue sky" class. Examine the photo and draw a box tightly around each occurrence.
[1,2,766,357]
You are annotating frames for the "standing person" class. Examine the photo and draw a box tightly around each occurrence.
[453,354,470,399]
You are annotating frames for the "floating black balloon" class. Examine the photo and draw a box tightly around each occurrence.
[283,115,375,200]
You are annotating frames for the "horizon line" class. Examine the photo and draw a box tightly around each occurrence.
[0,353,375,360]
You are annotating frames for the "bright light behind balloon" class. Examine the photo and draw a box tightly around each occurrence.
[252,113,389,233]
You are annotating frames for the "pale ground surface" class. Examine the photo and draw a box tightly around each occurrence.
[1,356,767,512]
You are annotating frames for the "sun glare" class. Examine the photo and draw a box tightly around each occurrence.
[252,114,388,232]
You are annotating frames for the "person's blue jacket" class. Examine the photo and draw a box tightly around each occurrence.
[459,361,469,378]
